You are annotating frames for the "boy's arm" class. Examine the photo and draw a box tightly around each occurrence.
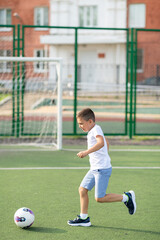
[77,135,104,158]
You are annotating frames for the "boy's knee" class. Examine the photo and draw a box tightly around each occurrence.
[79,186,88,196]
[95,197,103,203]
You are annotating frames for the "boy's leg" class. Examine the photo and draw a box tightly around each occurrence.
[95,192,136,215]
[94,168,136,215]
[95,193,123,203]
[67,187,91,226]
[67,170,94,226]
[79,187,89,214]
[79,170,95,215]
[94,168,122,203]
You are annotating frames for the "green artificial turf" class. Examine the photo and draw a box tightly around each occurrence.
[0,146,160,240]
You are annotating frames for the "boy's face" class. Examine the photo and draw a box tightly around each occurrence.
[77,117,94,132]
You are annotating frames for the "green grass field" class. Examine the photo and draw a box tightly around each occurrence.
[0,145,160,240]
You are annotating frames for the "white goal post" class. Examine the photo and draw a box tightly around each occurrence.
[0,56,63,150]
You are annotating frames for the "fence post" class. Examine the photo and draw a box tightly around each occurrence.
[73,27,78,135]
[12,25,16,136]
[21,25,25,135]
[125,29,129,135]
[16,24,21,137]
[129,28,137,138]
[133,29,137,135]
[129,28,134,139]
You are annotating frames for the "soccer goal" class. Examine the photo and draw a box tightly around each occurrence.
[0,57,63,150]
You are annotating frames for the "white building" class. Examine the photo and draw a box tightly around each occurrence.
[41,0,127,92]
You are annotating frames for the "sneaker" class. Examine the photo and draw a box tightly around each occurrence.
[124,190,136,215]
[67,215,91,227]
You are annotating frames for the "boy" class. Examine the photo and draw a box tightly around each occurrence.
[67,108,136,227]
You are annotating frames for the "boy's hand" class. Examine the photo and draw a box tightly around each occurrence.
[77,151,88,158]
[77,136,105,158]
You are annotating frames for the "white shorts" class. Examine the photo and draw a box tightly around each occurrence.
[80,167,112,198]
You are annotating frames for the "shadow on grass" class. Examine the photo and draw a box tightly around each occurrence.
[92,225,160,235]
[27,226,67,234]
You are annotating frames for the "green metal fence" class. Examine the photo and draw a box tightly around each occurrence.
[0,25,160,139]
[134,29,160,136]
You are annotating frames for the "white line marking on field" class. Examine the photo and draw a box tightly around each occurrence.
[63,148,160,152]
[0,149,56,152]
[0,167,89,170]
[0,148,160,152]
[110,149,160,152]
[113,167,160,169]
[0,166,160,170]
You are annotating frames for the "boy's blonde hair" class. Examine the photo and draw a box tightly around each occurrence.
[77,108,95,122]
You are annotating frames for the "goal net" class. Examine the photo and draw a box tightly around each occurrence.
[0,57,62,150]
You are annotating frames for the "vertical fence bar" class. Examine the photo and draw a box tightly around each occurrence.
[57,60,63,150]
[21,60,25,135]
[133,29,137,135]
[12,25,16,136]
[129,28,134,139]
[125,29,129,135]
[21,26,25,135]
[73,28,78,135]
[16,24,20,137]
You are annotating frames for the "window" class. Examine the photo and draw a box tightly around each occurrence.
[34,7,48,26]
[34,49,46,72]
[137,49,143,72]
[79,6,97,27]
[0,50,12,72]
[0,9,11,25]
[129,4,146,28]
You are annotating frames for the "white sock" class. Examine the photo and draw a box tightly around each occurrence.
[122,194,129,202]
[80,213,88,219]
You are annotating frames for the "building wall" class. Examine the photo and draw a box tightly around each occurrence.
[0,0,128,89]
[0,0,50,57]
[127,0,160,84]
[1,0,159,90]
[127,0,160,29]
[50,0,126,29]
[48,0,127,88]
[0,0,49,25]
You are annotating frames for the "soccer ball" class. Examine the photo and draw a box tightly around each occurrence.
[14,207,35,228]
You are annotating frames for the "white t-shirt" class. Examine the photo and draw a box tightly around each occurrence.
[87,124,112,170]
